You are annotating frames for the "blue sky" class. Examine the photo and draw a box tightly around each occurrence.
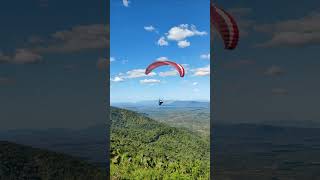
[213,0,320,124]
[110,0,210,103]
[0,0,108,130]
[0,0,319,129]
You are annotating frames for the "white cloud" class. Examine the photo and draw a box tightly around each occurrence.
[227,7,255,37]
[200,53,210,60]
[157,36,169,46]
[122,0,130,7]
[156,56,169,61]
[28,36,44,44]
[193,88,200,92]
[111,68,157,82]
[193,82,198,86]
[111,76,124,82]
[13,49,42,64]
[192,65,210,76]
[33,24,109,53]
[159,70,178,77]
[177,40,190,48]
[140,79,161,84]
[158,24,206,48]
[167,24,207,41]
[0,49,42,64]
[126,69,156,78]
[255,11,320,47]
[144,25,156,32]
[110,57,115,62]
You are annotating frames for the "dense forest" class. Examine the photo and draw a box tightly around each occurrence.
[110,107,210,179]
[0,141,106,180]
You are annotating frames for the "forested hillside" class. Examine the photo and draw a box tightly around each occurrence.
[110,107,210,179]
[0,141,106,180]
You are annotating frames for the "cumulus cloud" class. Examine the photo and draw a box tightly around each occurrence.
[157,36,169,46]
[28,36,45,44]
[0,49,42,64]
[111,76,124,82]
[110,57,115,62]
[157,24,206,48]
[167,24,207,41]
[156,56,169,61]
[126,69,156,78]
[159,70,178,77]
[227,7,255,37]
[192,65,210,76]
[122,0,130,7]
[144,25,156,32]
[33,24,109,53]
[140,79,160,84]
[192,82,198,86]
[177,40,190,48]
[200,53,210,60]
[255,11,320,47]
[264,65,286,76]
[0,24,109,65]
[110,68,157,83]
[157,62,189,77]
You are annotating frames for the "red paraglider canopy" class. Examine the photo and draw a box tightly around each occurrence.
[145,60,185,77]
[211,3,239,50]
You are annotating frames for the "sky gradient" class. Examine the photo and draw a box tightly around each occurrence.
[213,0,320,125]
[0,0,108,130]
[110,0,210,103]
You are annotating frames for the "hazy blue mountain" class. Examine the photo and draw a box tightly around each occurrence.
[166,100,209,108]
[0,124,107,165]
[112,100,209,108]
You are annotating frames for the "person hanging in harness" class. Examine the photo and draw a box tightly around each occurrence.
[158,99,164,106]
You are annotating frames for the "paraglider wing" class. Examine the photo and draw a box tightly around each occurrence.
[211,4,239,50]
[145,60,185,77]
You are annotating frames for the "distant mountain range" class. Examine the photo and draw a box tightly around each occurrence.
[0,124,107,165]
[112,100,210,108]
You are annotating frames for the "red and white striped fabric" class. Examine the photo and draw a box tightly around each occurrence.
[145,60,185,77]
[211,3,239,50]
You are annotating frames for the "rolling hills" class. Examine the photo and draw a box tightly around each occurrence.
[112,101,210,138]
[0,141,107,180]
[110,106,210,179]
